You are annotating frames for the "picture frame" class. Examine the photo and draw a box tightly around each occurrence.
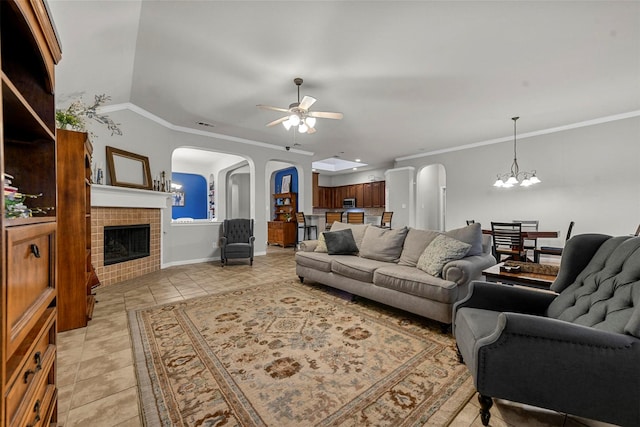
[172,191,185,206]
[281,174,292,194]
[106,146,153,190]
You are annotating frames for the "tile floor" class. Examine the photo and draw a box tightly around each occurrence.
[57,247,614,427]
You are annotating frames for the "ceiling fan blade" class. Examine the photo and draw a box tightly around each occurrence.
[306,126,317,134]
[299,96,316,110]
[308,111,343,120]
[266,116,289,127]
[257,104,290,113]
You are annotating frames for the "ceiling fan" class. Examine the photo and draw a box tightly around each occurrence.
[257,77,343,134]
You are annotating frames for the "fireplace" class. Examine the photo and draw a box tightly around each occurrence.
[92,188,165,286]
[104,224,150,266]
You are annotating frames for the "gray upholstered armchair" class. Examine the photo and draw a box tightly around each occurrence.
[453,233,640,426]
[220,218,255,266]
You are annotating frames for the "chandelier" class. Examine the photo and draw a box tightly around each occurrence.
[493,116,541,188]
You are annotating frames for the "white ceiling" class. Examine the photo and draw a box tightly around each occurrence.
[48,1,640,173]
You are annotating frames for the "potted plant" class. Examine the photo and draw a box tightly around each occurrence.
[56,94,123,136]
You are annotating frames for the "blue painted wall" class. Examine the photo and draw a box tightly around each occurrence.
[171,172,208,219]
[274,167,298,194]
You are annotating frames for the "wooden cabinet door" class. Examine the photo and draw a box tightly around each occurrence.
[372,181,383,207]
[355,184,364,207]
[362,183,373,207]
[312,172,319,207]
[5,223,56,358]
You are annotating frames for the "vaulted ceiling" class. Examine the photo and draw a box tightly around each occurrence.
[48,1,640,172]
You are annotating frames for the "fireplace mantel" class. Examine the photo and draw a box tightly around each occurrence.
[91,184,171,208]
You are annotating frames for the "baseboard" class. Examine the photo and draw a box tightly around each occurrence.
[162,251,266,269]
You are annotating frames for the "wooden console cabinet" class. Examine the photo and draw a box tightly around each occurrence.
[267,221,297,247]
[1,0,62,425]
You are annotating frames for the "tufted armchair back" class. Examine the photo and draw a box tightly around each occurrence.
[223,219,253,244]
[547,235,640,337]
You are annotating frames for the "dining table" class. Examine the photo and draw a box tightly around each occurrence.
[482,229,559,239]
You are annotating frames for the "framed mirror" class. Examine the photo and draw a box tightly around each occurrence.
[106,146,153,190]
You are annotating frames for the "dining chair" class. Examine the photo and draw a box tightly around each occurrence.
[380,211,393,229]
[635,224,640,236]
[534,221,575,263]
[346,212,365,224]
[466,220,475,225]
[513,219,539,260]
[491,222,527,262]
[295,212,317,241]
[325,211,343,230]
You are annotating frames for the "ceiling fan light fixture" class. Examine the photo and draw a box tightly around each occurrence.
[305,117,316,128]
[259,78,343,135]
[289,114,300,126]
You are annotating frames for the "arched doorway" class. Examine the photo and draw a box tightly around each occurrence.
[416,164,446,231]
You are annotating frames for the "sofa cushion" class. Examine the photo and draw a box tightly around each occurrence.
[398,228,441,267]
[359,226,409,262]
[295,251,333,272]
[324,228,359,255]
[331,256,389,283]
[330,222,370,250]
[373,265,459,304]
[445,222,483,257]
[314,232,328,253]
[417,234,472,276]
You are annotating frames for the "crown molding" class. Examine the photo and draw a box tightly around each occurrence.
[97,102,314,156]
[396,110,640,162]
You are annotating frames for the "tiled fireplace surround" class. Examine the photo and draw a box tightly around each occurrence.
[91,207,162,286]
[91,185,170,286]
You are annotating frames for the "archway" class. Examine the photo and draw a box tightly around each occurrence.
[416,164,446,231]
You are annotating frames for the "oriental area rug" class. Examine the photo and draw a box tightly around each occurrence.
[128,280,474,426]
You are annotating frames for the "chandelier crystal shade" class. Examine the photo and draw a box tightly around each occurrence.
[493,116,541,188]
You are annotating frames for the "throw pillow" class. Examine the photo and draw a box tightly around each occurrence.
[323,228,359,255]
[329,222,370,251]
[359,226,409,262]
[398,228,442,266]
[445,222,483,256]
[417,234,472,277]
[314,232,328,253]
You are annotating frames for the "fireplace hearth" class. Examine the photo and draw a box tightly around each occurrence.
[104,224,150,266]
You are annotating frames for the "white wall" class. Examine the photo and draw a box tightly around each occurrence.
[88,106,313,266]
[384,167,415,229]
[395,116,640,246]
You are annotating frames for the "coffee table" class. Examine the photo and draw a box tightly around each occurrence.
[483,262,557,290]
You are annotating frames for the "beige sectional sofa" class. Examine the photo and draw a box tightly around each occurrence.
[295,222,496,325]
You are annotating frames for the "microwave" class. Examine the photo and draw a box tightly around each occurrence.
[343,198,356,209]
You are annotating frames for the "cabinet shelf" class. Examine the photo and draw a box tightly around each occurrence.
[2,72,55,141]
[272,192,297,222]
[4,216,56,227]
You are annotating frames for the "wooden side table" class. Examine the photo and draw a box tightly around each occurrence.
[267,221,297,247]
[483,262,557,290]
